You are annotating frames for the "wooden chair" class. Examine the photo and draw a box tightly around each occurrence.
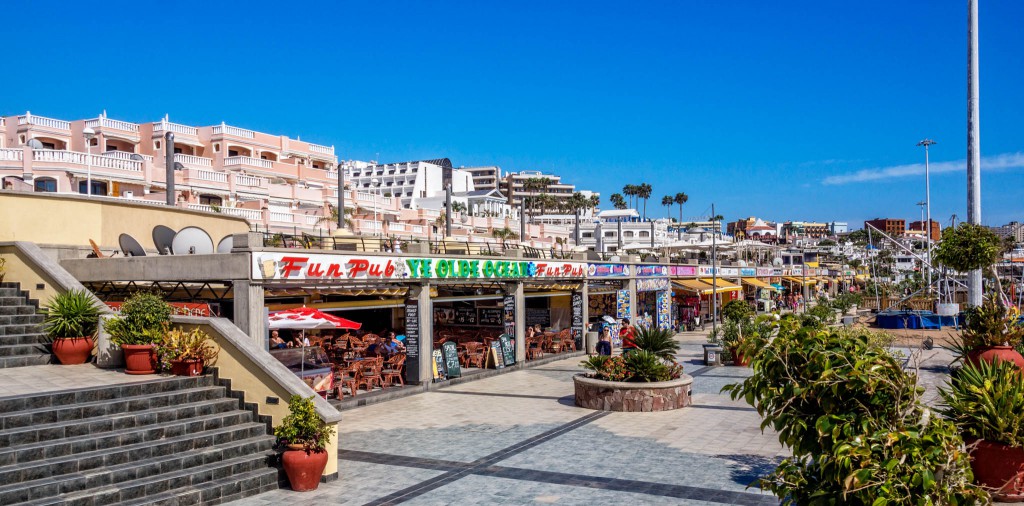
[463,342,486,369]
[526,337,545,360]
[382,354,406,387]
[562,330,577,352]
[334,362,360,399]
[357,357,384,392]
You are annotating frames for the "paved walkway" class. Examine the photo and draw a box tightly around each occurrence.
[0,363,155,398]
[233,332,786,505]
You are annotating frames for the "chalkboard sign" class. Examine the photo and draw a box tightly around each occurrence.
[488,341,505,369]
[454,308,477,325]
[404,302,420,384]
[499,334,516,365]
[503,294,516,337]
[441,341,461,378]
[478,308,503,326]
[571,292,584,348]
[432,349,445,380]
[526,308,550,328]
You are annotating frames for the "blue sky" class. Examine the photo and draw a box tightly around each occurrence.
[5,1,1022,227]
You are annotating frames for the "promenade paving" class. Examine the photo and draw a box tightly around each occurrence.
[0,363,151,398]
[232,331,786,505]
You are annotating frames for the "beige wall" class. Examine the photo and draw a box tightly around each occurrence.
[0,191,250,251]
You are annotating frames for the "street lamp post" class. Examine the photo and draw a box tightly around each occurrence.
[711,204,718,336]
[371,177,380,236]
[83,127,95,196]
[917,139,936,296]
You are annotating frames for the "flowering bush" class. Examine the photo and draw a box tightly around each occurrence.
[581,351,683,383]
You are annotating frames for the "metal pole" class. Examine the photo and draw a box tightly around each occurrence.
[650,220,655,248]
[164,133,175,206]
[519,200,526,243]
[918,139,936,296]
[711,204,717,336]
[445,184,452,237]
[966,0,983,307]
[574,211,580,245]
[617,219,623,250]
[337,164,345,231]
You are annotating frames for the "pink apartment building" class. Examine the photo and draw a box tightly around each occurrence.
[0,111,570,245]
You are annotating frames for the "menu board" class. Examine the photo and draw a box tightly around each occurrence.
[526,308,550,328]
[503,294,516,337]
[478,308,503,326]
[441,341,461,378]
[454,308,478,325]
[656,291,672,331]
[499,334,516,365]
[571,292,584,348]
[432,349,445,380]
[404,302,420,383]
[488,341,505,369]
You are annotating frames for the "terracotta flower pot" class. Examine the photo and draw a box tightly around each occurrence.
[729,346,749,367]
[121,344,156,375]
[52,336,94,365]
[282,446,328,492]
[170,359,203,377]
[967,346,1024,370]
[967,438,1024,501]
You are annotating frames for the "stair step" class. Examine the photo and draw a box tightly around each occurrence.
[1,436,275,504]
[0,344,49,358]
[0,384,225,431]
[0,306,38,316]
[0,315,44,326]
[0,397,242,449]
[0,408,256,467]
[0,325,40,337]
[0,297,30,305]
[0,356,51,369]
[10,447,277,505]
[0,288,22,297]
[0,376,214,416]
[0,334,50,346]
[0,422,269,487]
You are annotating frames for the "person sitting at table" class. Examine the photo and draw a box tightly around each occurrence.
[378,332,406,356]
[289,332,306,348]
[270,330,286,349]
[525,326,537,339]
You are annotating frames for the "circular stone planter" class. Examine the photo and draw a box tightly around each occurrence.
[574,374,693,412]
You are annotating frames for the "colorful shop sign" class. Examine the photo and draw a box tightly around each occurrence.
[739,268,756,277]
[756,267,775,277]
[670,265,697,277]
[587,263,630,277]
[636,278,670,292]
[254,253,587,281]
[635,265,669,277]
[697,266,739,276]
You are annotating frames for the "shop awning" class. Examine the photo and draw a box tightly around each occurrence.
[699,278,743,293]
[742,278,779,291]
[672,279,716,294]
[782,276,816,286]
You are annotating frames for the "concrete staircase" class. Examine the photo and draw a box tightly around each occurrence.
[0,375,281,505]
[0,283,50,368]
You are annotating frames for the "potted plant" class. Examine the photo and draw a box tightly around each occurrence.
[105,292,171,375]
[42,289,101,365]
[940,359,1024,500]
[274,395,335,492]
[158,327,218,376]
[959,299,1024,369]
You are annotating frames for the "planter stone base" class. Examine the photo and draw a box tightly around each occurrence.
[574,374,693,412]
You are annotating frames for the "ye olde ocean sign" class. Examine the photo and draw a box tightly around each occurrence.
[254,253,586,281]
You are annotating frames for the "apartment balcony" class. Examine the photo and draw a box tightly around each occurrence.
[31,149,144,180]
[103,151,153,162]
[177,168,229,193]
[152,120,199,137]
[186,203,264,222]
[268,182,326,204]
[85,116,141,143]
[223,156,274,172]
[211,123,256,139]
[173,153,213,168]
[17,113,71,131]
[233,173,269,194]
[0,148,24,164]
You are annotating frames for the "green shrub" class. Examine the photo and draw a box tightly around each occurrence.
[274,395,334,453]
[580,350,682,383]
[961,299,1024,348]
[42,289,101,339]
[723,326,985,503]
[940,359,1024,448]
[106,292,171,346]
[632,325,679,360]
[934,223,1003,274]
[722,299,753,323]
[807,304,836,325]
[623,350,670,382]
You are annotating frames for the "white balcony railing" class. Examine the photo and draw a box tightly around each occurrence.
[224,156,273,170]
[355,192,392,206]
[355,220,382,231]
[212,124,255,139]
[235,174,267,188]
[194,170,228,183]
[412,225,425,234]
[187,204,263,222]
[309,143,334,155]
[153,121,198,137]
[102,151,153,162]
[173,153,213,167]
[305,215,324,226]
[32,149,141,172]
[0,148,24,162]
[269,211,294,223]
[17,113,71,130]
[86,117,140,132]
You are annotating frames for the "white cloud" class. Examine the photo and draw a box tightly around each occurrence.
[821,152,1024,185]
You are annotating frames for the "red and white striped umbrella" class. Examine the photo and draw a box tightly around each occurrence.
[268,307,362,330]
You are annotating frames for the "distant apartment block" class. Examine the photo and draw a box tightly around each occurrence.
[864,218,905,237]
[344,158,475,209]
[781,221,830,239]
[908,220,941,241]
[462,165,502,193]
[829,221,848,235]
[504,170,587,208]
[990,221,1024,243]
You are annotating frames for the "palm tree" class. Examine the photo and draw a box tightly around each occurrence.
[674,192,688,224]
[637,183,652,220]
[622,184,636,209]
[610,193,627,210]
[491,227,519,248]
[661,196,673,219]
[316,205,352,230]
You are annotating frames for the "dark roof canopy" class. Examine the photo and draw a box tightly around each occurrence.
[421,158,452,169]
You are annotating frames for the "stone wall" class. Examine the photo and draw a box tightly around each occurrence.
[573,374,693,412]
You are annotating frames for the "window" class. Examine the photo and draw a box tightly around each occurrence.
[174,147,183,154]
[106,145,118,151]
[639,231,650,238]
[42,141,56,150]
[582,232,593,238]
[89,138,98,146]
[214,143,221,153]
[34,178,57,192]
[78,181,107,195]
[604,232,615,238]
[199,195,223,206]
[624,231,634,238]
[154,140,161,150]
[228,149,238,157]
